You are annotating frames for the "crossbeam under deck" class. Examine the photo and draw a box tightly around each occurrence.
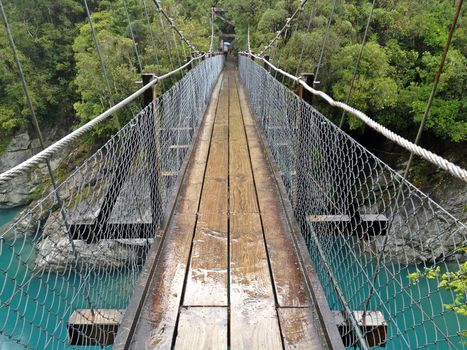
[114,60,340,350]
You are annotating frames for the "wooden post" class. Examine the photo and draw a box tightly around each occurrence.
[142,73,157,108]
[186,56,192,71]
[294,73,315,233]
[142,73,162,232]
[263,55,270,73]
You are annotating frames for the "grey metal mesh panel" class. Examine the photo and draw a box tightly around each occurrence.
[0,55,224,349]
[239,55,466,350]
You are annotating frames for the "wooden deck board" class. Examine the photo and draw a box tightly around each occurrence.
[278,308,325,350]
[230,212,283,350]
[174,307,227,350]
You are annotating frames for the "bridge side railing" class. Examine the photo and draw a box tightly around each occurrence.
[0,54,224,348]
[239,55,466,349]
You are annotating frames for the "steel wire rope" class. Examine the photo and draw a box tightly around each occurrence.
[171,25,183,66]
[314,0,337,87]
[295,0,319,76]
[83,0,121,128]
[157,7,175,69]
[151,0,199,55]
[142,0,161,67]
[259,0,308,56]
[122,0,143,73]
[338,0,377,128]
[210,8,215,53]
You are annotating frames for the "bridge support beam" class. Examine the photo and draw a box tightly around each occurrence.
[333,310,388,348]
[68,309,124,346]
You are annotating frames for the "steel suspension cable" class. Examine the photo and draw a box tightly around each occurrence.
[314,0,337,86]
[122,0,143,73]
[0,54,207,183]
[247,26,251,54]
[82,0,120,128]
[338,0,376,128]
[151,0,199,55]
[142,0,161,67]
[157,9,175,69]
[259,0,308,56]
[295,0,319,76]
[209,7,215,53]
[171,24,183,66]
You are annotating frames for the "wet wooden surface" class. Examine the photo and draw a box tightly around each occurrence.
[129,61,326,349]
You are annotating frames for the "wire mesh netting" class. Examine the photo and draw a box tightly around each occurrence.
[239,55,466,350]
[0,55,224,349]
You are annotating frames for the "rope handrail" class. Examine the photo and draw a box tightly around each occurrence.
[258,0,308,56]
[241,52,467,182]
[0,54,213,184]
[151,0,199,55]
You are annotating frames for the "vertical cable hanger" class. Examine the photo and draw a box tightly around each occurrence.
[314,0,337,87]
[170,21,183,66]
[295,0,319,76]
[142,0,161,68]
[122,0,143,73]
[339,0,376,128]
[83,0,120,128]
[209,7,215,53]
[157,6,175,69]
[151,0,199,55]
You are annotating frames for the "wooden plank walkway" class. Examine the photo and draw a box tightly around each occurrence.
[127,61,328,350]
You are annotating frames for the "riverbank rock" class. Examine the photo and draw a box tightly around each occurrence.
[0,129,69,209]
[34,212,147,272]
[363,176,467,264]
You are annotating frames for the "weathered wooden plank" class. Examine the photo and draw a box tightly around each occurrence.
[214,77,229,126]
[231,310,283,350]
[278,308,324,350]
[129,213,198,349]
[205,141,228,180]
[229,141,252,177]
[212,124,229,141]
[199,179,228,214]
[174,307,227,350]
[184,213,228,306]
[229,212,282,349]
[230,179,259,213]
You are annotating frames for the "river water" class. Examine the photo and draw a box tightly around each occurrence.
[0,209,465,349]
[0,209,136,349]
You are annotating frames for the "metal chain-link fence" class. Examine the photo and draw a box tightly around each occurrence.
[239,55,466,349]
[0,55,223,349]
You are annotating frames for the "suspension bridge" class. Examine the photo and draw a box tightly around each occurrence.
[0,0,466,349]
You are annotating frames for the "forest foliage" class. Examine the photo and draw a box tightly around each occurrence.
[0,0,465,150]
